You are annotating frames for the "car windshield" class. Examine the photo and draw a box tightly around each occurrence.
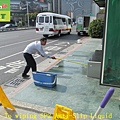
[4,24,10,27]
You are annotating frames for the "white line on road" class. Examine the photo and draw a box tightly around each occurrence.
[0,38,58,49]
[45,46,62,51]
[0,38,39,49]
[0,51,23,61]
[0,40,58,61]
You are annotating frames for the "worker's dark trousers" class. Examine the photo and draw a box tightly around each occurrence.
[22,53,36,75]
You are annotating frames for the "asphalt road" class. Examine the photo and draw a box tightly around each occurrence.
[0,26,81,85]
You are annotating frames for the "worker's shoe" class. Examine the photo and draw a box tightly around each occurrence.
[22,74,30,79]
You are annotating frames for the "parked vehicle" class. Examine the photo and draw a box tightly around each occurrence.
[36,12,72,37]
[0,24,18,31]
[76,16,96,36]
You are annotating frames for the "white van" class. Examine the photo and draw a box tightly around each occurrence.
[36,12,72,37]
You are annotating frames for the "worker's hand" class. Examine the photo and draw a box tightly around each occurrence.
[41,55,44,57]
[51,56,56,59]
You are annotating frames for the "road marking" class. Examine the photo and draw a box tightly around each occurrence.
[0,40,58,61]
[0,39,58,49]
[2,60,25,73]
[5,68,19,74]
[0,66,6,70]
[0,51,23,61]
[0,38,39,49]
[45,46,61,51]
[54,42,67,46]
[54,46,62,51]
[0,60,25,74]
[54,44,68,47]
[6,60,25,68]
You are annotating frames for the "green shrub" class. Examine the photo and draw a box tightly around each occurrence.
[88,18,104,38]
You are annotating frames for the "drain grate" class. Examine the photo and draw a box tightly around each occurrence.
[5,77,28,88]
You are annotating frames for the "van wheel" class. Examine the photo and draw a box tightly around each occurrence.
[57,31,61,37]
[68,30,71,34]
[43,35,48,38]
[78,32,80,36]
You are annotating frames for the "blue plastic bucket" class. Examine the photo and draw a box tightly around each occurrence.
[32,71,57,88]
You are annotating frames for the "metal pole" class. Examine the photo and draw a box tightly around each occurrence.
[53,0,55,12]
[27,0,29,28]
[70,2,74,23]
[70,3,72,23]
[58,0,60,14]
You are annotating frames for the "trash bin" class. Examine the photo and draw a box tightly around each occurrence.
[32,71,57,88]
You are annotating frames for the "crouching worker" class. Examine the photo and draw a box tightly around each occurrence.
[22,37,56,78]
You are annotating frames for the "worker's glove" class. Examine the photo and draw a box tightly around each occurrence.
[51,56,56,59]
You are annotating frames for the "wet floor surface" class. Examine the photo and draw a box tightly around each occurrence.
[12,38,120,120]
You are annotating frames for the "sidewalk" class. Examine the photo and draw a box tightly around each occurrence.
[0,37,120,120]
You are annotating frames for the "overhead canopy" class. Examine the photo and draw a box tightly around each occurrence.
[93,0,105,7]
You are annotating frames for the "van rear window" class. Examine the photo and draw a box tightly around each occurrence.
[45,17,49,23]
[39,17,44,23]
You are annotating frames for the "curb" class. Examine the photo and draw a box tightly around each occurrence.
[11,99,54,115]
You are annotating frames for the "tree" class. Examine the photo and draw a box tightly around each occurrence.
[25,12,38,26]
[88,18,104,38]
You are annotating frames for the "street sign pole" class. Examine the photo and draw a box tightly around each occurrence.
[27,0,29,28]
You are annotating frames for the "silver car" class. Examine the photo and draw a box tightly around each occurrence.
[0,24,18,31]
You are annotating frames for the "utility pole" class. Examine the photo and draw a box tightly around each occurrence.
[70,2,73,22]
[58,0,60,14]
[27,0,29,28]
[47,0,52,11]
[53,0,55,12]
